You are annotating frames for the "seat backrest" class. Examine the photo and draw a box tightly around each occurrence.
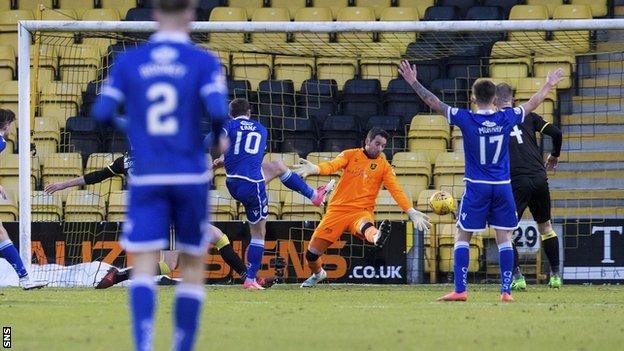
[526,0,562,18]
[357,0,392,19]
[270,0,306,19]
[343,79,381,96]
[66,116,98,133]
[294,7,333,21]
[300,79,338,97]
[366,115,403,133]
[322,115,359,132]
[465,6,504,20]
[336,7,375,21]
[553,4,592,19]
[258,80,295,96]
[438,0,478,18]
[423,6,459,21]
[125,7,153,21]
[251,7,290,21]
[0,10,34,25]
[209,7,247,21]
[380,7,419,21]
[81,9,120,21]
[482,0,521,16]
[41,9,78,20]
[509,5,549,20]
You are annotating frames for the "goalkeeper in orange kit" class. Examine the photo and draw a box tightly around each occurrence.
[293,128,431,287]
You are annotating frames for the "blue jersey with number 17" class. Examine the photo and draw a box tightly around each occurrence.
[448,107,524,183]
[223,117,268,182]
[93,32,228,178]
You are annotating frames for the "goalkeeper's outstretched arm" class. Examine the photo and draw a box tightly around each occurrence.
[398,60,450,117]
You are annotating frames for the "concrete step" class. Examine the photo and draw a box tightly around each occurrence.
[549,176,624,189]
[578,86,624,96]
[562,124,624,134]
[586,61,624,75]
[558,151,624,162]
[556,162,624,171]
[562,134,624,150]
[551,189,624,200]
[561,114,624,125]
[553,199,624,208]
[571,96,624,114]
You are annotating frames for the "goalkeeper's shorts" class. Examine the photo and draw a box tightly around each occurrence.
[312,209,374,243]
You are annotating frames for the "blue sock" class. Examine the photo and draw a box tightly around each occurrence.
[246,238,264,281]
[280,169,315,199]
[0,240,27,278]
[172,283,205,351]
[453,241,470,293]
[129,275,155,351]
[499,241,514,294]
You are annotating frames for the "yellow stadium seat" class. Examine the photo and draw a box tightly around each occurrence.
[336,7,375,43]
[433,152,465,199]
[31,44,58,88]
[0,153,38,190]
[313,0,349,20]
[360,46,401,90]
[84,153,123,196]
[533,56,574,89]
[229,0,263,19]
[59,46,100,84]
[437,223,482,272]
[99,0,134,18]
[356,0,392,19]
[0,195,17,221]
[274,56,314,91]
[0,45,15,82]
[0,81,18,118]
[65,190,107,222]
[231,51,272,90]
[489,63,530,88]
[526,0,562,18]
[81,8,120,21]
[392,151,431,196]
[42,152,83,201]
[263,152,299,200]
[281,192,323,221]
[0,2,10,10]
[552,5,592,53]
[408,115,450,164]
[251,8,290,43]
[209,190,238,220]
[508,5,549,41]
[271,0,306,20]
[397,0,433,19]
[33,117,60,158]
[0,10,34,51]
[293,7,333,45]
[451,127,463,151]
[570,0,607,17]
[239,189,281,221]
[317,57,358,90]
[40,9,79,34]
[107,190,127,222]
[40,82,83,119]
[31,191,63,222]
[375,189,409,220]
[209,7,248,44]
[379,7,419,48]
[55,0,95,15]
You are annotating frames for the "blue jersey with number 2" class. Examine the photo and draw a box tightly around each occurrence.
[448,107,524,183]
[223,117,268,182]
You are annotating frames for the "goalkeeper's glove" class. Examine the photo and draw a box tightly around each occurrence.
[293,159,320,178]
[407,207,431,233]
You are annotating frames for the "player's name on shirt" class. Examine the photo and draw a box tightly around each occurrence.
[138,46,188,79]
[239,120,258,131]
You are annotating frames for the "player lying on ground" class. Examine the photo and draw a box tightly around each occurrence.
[398,60,564,302]
[495,83,563,290]
[45,154,278,289]
[91,0,227,349]
[293,127,431,287]
[0,109,48,290]
[216,98,334,289]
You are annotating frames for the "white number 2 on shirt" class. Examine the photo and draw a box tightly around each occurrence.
[479,135,503,165]
[146,83,178,136]
[234,131,261,155]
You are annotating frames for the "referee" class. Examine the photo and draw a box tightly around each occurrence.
[495,83,563,290]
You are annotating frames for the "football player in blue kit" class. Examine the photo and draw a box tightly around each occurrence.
[399,60,564,302]
[215,98,334,290]
[91,0,227,349]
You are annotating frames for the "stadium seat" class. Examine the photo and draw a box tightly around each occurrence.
[366,115,405,136]
[100,0,135,18]
[431,78,469,108]
[320,115,360,153]
[451,127,462,151]
[438,0,478,19]
[15,0,53,10]
[0,153,38,193]
[570,0,607,17]
[40,82,83,123]
[0,45,15,82]
[379,7,419,49]
[293,7,333,45]
[375,189,410,220]
[81,8,120,21]
[209,190,238,220]
[107,190,127,222]
[552,5,592,53]
[482,0,521,17]
[312,0,349,20]
[464,6,505,47]
[262,152,300,201]
[446,56,485,85]
[31,191,63,222]
[231,53,272,90]
[33,117,60,159]
[433,152,465,199]
[355,0,391,19]
[251,8,290,43]
[341,79,382,126]
[274,56,314,91]
[316,57,357,90]
[279,117,318,158]
[271,0,306,20]
[408,115,450,164]
[336,7,375,43]
[0,195,17,221]
[392,151,431,198]
[384,78,423,123]
[526,0,562,18]
[125,7,153,20]
[508,5,549,41]
[209,7,247,44]
[66,116,102,165]
[396,0,434,20]
[55,1,94,17]
[229,0,263,19]
[281,192,323,220]
[195,0,222,20]
[103,130,128,153]
[489,62,530,89]
[403,58,442,88]
[227,79,253,102]
[296,79,338,125]
[360,52,400,90]
[437,223,482,272]
[65,190,107,222]
[0,10,34,51]
[42,153,83,202]
[84,153,123,195]
[59,46,100,85]
[533,56,574,89]
[257,79,296,128]
[0,81,18,118]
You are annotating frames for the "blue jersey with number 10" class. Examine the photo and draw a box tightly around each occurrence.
[448,107,524,183]
[223,117,268,182]
[92,33,228,179]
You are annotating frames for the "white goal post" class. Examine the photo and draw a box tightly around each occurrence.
[16,18,624,272]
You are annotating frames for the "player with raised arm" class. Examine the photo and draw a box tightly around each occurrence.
[495,83,563,290]
[218,98,334,290]
[398,60,564,302]
[293,128,431,287]
[0,109,48,290]
[44,154,280,289]
[90,0,227,349]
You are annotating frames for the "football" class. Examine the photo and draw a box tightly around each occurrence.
[428,191,456,215]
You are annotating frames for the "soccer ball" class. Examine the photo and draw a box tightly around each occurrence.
[428,191,456,215]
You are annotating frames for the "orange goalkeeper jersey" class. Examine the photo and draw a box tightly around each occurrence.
[318,148,412,213]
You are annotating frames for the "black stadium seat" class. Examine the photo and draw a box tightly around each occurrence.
[258,80,296,129]
[465,6,505,49]
[321,115,360,152]
[438,0,479,19]
[125,8,154,40]
[384,78,422,125]
[365,115,404,135]
[297,79,339,125]
[341,79,382,127]
[482,0,521,17]
[431,78,469,108]
[279,117,318,158]
[66,117,102,166]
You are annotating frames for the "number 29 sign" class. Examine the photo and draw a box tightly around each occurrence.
[513,220,541,254]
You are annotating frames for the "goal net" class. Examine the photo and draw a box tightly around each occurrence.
[7,13,623,286]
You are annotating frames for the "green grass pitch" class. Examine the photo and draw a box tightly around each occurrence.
[2,284,623,350]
